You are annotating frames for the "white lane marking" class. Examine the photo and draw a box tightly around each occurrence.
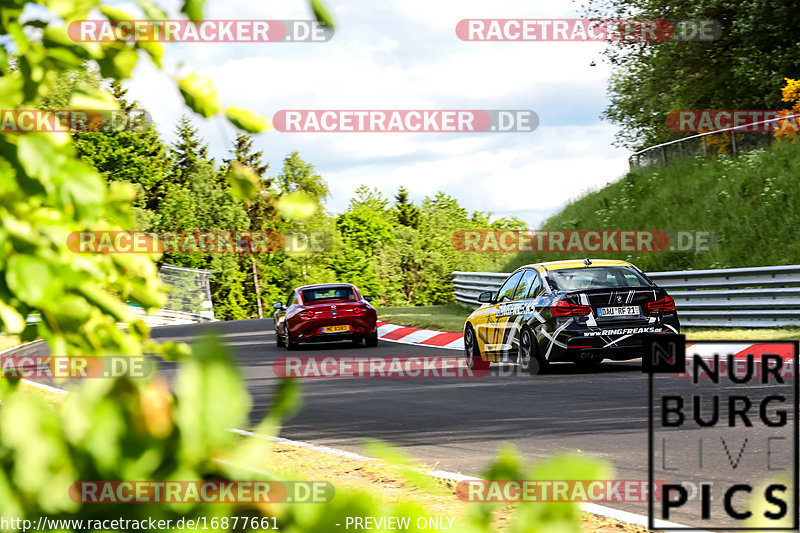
[232,428,378,462]
[582,502,702,531]
[21,379,69,395]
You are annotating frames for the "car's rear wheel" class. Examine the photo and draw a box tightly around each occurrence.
[365,332,378,347]
[464,325,489,370]
[518,327,546,375]
[352,336,362,346]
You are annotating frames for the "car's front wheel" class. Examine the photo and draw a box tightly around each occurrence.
[276,330,285,347]
[286,333,299,351]
[518,327,546,375]
[365,332,379,347]
[464,325,489,370]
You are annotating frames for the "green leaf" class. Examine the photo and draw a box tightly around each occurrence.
[225,106,272,133]
[226,163,259,201]
[137,40,164,69]
[49,295,92,331]
[0,301,25,334]
[75,285,128,322]
[69,85,120,111]
[178,73,221,118]
[277,190,317,220]
[44,0,97,19]
[181,0,205,22]
[0,74,23,109]
[310,0,335,29]
[137,0,168,20]
[175,335,250,463]
[17,135,63,182]
[98,5,136,22]
[6,255,59,307]
[96,45,139,80]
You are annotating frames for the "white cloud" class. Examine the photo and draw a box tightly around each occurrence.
[123,0,630,227]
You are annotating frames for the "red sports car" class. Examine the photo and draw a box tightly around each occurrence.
[273,283,378,349]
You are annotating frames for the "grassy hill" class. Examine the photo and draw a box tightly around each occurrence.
[504,141,800,272]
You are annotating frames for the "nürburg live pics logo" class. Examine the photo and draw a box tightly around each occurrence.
[645,335,799,530]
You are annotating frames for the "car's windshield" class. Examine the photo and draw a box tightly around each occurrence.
[302,287,357,303]
[548,266,651,291]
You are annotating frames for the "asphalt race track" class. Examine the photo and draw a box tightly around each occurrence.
[144,318,796,529]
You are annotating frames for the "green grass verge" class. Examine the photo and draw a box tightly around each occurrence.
[503,141,800,272]
[379,305,800,340]
[378,304,471,333]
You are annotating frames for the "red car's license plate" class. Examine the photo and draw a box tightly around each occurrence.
[321,325,350,333]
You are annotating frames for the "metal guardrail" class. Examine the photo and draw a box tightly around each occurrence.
[26,306,217,328]
[628,112,800,169]
[125,306,218,326]
[453,265,800,327]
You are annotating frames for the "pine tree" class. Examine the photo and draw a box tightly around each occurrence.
[171,115,211,184]
[394,186,421,229]
[224,133,269,177]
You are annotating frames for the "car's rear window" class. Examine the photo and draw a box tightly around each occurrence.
[548,266,651,291]
[302,287,357,302]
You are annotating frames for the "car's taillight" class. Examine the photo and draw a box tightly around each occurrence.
[304,310,315,318]
[647,296,676,312]
[551,299,591,317]
[353,307,363,314]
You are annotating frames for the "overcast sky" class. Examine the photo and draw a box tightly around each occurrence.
[118,0,631,227]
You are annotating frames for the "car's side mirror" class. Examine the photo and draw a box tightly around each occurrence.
[363,296,373,302]
[478,291,494,304]
[273,302,284,310]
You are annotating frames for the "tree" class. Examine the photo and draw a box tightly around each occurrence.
[171,114,212,184]
[223,134,276,317]
[224,133,277,230]
[73,98,173,213]
[582,0,800,148]
[394,186,421,229]
[276,151,329,202]
[337,187,395,256]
